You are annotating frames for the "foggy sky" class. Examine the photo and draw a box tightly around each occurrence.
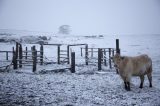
[0,0,160,35]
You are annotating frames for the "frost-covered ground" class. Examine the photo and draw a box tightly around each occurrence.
[0,33,160,106]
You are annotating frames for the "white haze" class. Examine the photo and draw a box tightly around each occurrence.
[0,0,160,35]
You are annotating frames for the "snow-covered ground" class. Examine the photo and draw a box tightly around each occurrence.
[0,33,160,106]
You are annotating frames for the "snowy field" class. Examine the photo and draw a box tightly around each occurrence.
[0,34,160,106]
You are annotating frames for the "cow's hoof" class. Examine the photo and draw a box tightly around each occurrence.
[126,88,131,91]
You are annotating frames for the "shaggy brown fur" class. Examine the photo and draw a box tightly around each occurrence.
[112,53,152,91]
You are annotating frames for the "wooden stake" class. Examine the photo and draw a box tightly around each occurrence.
[19,44,22,68]
[57,46,60,64]
[71,52,75,73]
[98,48,102,70]
[40,45,43,65]
[85,44,88,65]
[109,48,112,69]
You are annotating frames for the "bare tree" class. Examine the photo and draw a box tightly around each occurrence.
[59,25,71,34]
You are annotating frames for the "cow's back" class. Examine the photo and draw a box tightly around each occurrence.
[130,54,152,76]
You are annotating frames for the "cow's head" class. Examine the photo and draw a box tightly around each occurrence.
[111,53,124,69]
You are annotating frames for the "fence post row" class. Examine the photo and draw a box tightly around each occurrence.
[11,43,45,72]
[71,52,75,73]
[10,42,119,72]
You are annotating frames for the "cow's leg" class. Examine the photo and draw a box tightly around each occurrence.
[123,77,129,90]
[139,75,144,88]
[124,81,128,90]
[147,73,152,87]
[127,82,131,91]
[126,75,131,91]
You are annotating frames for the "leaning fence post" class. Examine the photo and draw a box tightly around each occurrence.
[57,45,60,64]
[40,44,43,65]
[19,44,22,68]
[85,44,88,65]
[98,48,102,71]
[71,52,75,73]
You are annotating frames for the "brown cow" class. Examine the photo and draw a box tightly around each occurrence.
[112,53,152,91]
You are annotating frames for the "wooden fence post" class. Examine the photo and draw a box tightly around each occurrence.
[12,50,17,69]
[104,49,107,66]
[91,48,93,57]
[40,44,43,65]
[98,48,102,71]
[67,45,70,64]
[109,48,112,69]
[16,42,19,58]
[6,52,8,60]
[32,46,35,59]
[25,47,28,59]
[116,39,120,54]
[14,42,18,69]
[57,45,60,64]
[112,49,115,57]
[12,47,14,61]
[19,44,22,68]
[71,52,75,73]
[33,47,37,72]
[116,39,120,74]
[81,47,83,57]
[101,49,104,63]
[85,44,88,65]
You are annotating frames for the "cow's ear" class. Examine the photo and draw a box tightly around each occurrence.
[121,56,125,60]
